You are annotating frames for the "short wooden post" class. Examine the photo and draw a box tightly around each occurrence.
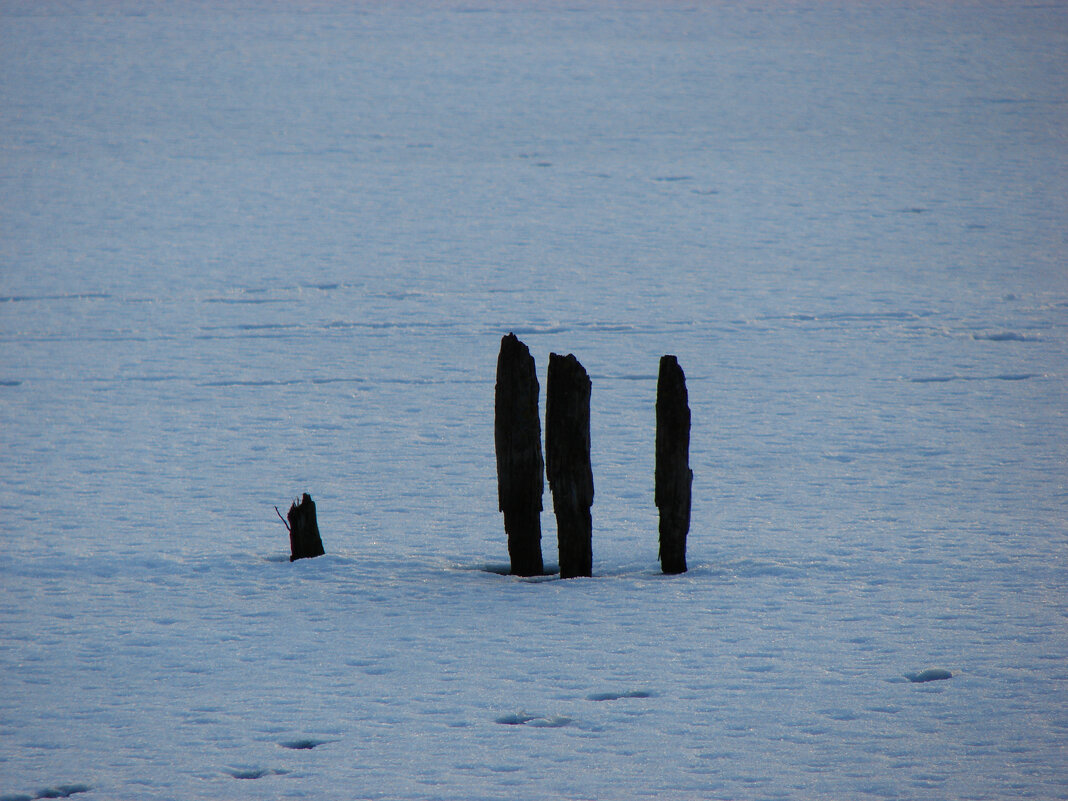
[656,355,692,574]
[546,353,594,579]
[494,333,545,576]
[287,493,325,561]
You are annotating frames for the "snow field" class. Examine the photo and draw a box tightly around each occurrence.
[2,1,1066,799]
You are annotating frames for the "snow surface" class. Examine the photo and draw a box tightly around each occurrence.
[1,1,1066,799]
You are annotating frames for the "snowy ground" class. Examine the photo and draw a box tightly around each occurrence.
[1,2,1066,799]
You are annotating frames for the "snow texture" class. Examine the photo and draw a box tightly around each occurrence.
[1,1,1066,799]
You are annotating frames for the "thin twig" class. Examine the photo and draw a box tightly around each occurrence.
[275,505,291,532]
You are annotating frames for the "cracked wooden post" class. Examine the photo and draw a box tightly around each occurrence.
[287,493,325,561]
[494,333,545,576]
[546,352,594,579]
[656,355,692,574]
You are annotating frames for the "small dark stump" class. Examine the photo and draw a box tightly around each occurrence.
[656,355,692,574]
[286,493,325,561]
[546,352,594,579]
[495,333,545,577]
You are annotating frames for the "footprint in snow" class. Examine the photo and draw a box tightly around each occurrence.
[495,713,572,728]
[905,668,953,683]
[226,767,289,780]
[587,690,653,701]
[0,787,92,801]
[279,738,329,750]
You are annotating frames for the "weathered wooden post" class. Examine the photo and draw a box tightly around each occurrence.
[546,353,594,579]
[286,493,325,561]
[494,333,545,576]
[655,355,692,574]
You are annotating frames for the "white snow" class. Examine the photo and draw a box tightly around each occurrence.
[1,1,1066,799]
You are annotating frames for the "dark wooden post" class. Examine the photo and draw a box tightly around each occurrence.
[546,353,594,579]
[494,333,545,577]
[287,493,325,561]
[656,355,692,574]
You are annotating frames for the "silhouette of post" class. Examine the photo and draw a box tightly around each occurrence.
[494,333,545,576]
[655,355,692,574]
[546,353,594,579]
[287,493,325,561]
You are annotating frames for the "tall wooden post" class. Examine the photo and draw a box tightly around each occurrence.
[656,355,692,574]
[494,333,545,576]
[546,353,594,579]
[287,493,325,561]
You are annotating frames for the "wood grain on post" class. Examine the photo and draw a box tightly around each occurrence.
[287,493,325,561]
[494,333,545,576]
[655,355,692,574]
[546,352,594,579]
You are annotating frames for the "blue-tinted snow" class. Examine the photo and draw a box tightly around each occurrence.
[1,2,1066,799]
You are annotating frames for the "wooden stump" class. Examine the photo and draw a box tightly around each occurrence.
[494,333,545,577]
[655,355,692,574]
[546,353,594,579]
[287,493,325,561]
